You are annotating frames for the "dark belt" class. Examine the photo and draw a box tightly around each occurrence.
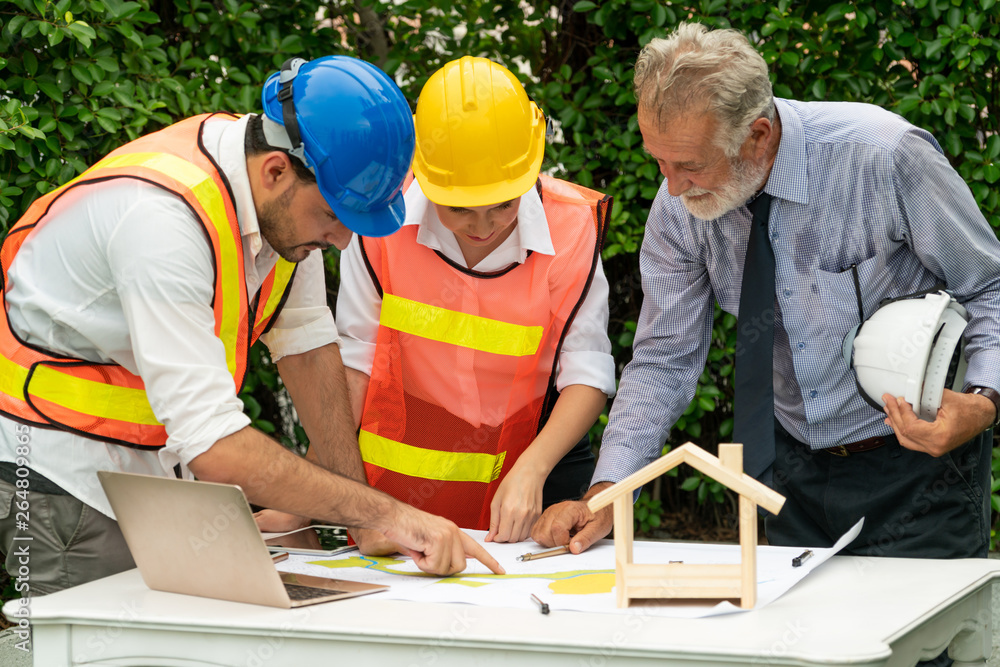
[823,436,891,457]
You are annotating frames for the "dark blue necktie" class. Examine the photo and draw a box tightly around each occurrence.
[734,192,775,484]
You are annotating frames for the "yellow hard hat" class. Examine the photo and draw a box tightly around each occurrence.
[412,56,545,207]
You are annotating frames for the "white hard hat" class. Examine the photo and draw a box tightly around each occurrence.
[844,290,968,422]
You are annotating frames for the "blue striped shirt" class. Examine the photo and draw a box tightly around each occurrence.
[594,98,1000,485]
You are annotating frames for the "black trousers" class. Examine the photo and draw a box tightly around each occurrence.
[765,423,991,559]
[766,424,991,667]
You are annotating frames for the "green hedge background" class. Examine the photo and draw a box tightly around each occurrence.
[1,0,998,552]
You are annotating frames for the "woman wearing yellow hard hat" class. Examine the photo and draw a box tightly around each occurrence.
[338,56,616,543]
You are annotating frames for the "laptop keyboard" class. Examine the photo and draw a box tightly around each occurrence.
[284,583,347,601]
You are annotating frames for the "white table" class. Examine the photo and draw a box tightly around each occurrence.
[8,555,999,667]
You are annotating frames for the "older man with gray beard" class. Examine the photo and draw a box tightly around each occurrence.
[532,22,1000,594]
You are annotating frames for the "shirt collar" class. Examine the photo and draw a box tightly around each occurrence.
[202,114,265,256]
[402,179,555,268]
[766,98,809,205]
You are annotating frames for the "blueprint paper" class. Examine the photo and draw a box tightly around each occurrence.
[276,518,863,618]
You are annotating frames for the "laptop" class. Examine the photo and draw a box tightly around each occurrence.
[98,470,388,608]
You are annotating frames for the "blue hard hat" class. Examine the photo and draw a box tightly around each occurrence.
[261,56,414,238]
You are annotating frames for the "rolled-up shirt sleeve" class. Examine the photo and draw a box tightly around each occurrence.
[336,235,381,375]
[106,199,250,470]
[555,256,616,397]
[258,250,340,362]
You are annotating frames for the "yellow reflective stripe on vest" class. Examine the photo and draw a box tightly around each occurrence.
[0,357,28,402]
[88,152,241,376]
[28,365,162,425]
[360,429,506,484]
[255,258,295,327]
[380,294,542,357]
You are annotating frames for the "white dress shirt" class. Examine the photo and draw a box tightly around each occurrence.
[337,180,617,400]
[0,114,339,517]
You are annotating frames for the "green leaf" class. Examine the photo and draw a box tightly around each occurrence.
[651,4,666,26]
[987,136,1000,160]
[572,0,597,11]
[66,21,96,47]
[20,20,39,39]
[112,89,133,108]
[48,28,66,47]
[70,64,93,86]
[240,395,262,420]
[38,81,62,100]
[924,39,945,59]
[116,2,143,19]
[96,107,122,121]
[6,16,28,36]
[946,7,963,30]
[96,57,118,73]
[680,476,701,492]
[22,51,38,77]
[985,165,1000,185]
[159,78,184,94]
[95,116,118,133]
[944,131,962,157]
[278,34,303,53]
[823,3,850,22]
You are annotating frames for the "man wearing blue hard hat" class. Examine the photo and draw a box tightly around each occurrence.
[0,55,503,596]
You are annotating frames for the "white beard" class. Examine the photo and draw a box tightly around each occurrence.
[680,154,769,221]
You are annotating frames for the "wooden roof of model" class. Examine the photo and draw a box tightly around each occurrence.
[587,442,785,515]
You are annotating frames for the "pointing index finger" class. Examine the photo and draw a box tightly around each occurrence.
[461,533,505,575]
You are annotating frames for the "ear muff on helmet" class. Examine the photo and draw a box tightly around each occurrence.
[261,56,415,238]
[844,289,968,422]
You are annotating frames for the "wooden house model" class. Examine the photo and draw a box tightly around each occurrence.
[587,442,785,609]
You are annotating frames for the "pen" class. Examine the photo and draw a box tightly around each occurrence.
[792,549,813,567]
[530,594,550,614]
[516,545,570,562]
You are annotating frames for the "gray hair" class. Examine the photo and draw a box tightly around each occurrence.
[633,22,775,157]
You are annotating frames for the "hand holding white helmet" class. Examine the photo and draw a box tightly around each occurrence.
[845,290,968,422]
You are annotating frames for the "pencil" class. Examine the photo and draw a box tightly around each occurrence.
[516,545,571,562]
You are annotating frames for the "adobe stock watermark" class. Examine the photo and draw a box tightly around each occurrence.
[241,605,314,667]
[73,600,141,662]
[9,423,33,653]
[751,619,810,666]
[188,500,243,554]
[405,607,477,667]
[576,605,658,667]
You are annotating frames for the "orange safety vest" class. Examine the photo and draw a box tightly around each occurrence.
[0,113,296,449]
[358,175,610,529]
